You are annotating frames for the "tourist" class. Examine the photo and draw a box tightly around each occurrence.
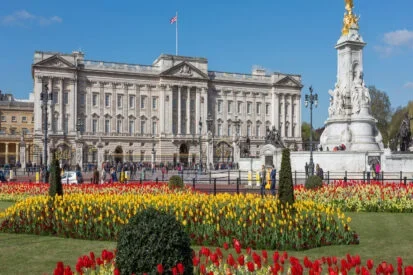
[316,164,324,180]
[260,165,266,197]
[270,165,277,196]
[375,162,381,180]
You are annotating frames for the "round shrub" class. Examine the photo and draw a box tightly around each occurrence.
[116,207,193,275]
[305,175,323,189]
[168,175,184,189]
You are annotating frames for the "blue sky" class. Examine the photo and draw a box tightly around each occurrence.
[1,0,412,128]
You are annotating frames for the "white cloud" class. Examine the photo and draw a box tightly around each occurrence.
[404,82,413,89]
[375,29,413,57]
[383,30,413,47]
[1,10,62,27]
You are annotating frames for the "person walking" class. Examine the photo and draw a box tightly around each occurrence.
[260,165,266,197]
[375,162,381,180]
[270,165,277,196]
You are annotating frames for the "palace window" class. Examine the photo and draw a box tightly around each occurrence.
[227,124,232,136]
[140,120,146,134]
[217,123,222,137]
[256,103,261,115]
[92,94,98,107]
[237,102,242,113]
[0,128,5,134]
[22,116,27,123]
[10,128,16,135]
[141,96,146,109]
[22,128,30,135]
[256,125,260,137]
[116,119,122,133]
[228,101,232,113]
[247,102,252,114]
[117,95,123,108]
[217,101,222,113]
[1,116,5,122]
[11,116,16,122]
[63,92,68,105]
[64,117,68,134]
[152,97,157,109]
[92,119,97,134]
[266,104,270,115]
[152,121,157,135]
[105,119,110,134]
[247,124,251,136]
[129,95,135,108]
[129,120,134,135]
[53,92,58,104]
[105,94,110,107]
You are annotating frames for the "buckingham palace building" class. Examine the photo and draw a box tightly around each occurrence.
[32,51,302,169]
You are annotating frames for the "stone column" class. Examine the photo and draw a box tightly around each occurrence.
[280,94,285,137]
[252,94,257,136]
[195,87,200,135]
[166,85,172,134]
[203,87,208,135]
[178,86,182,135]
[68,79,75,133]
[111,83,117,134]
[273,90,279,130]
[186,87,190,135]
[288,94,293,137]
[124,83,128,133]
[75,142,83,168]
[97,142,104,172]
[136,84,141,135]
[99,82,105,133]
[59,78,64,133]
[5,143,8,164]
[34,76,43,134]
[20,140,26,169]
[160,85,165,134]
[48,78,53,132]
[296,95,301,138]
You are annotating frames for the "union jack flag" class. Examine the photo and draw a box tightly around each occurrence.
[170,15,177,24]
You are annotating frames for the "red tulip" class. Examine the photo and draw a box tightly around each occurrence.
[237,255,245,266]
[273,251,280,263]
[114,269,120,275]
[177,263,184,274]
[367,259,374,270]
[223,242,229,250]
[200,264,207,275]
[397,257,403,267]
[192,256,200,267]
[157,264,164,274]
[171,266,178,275]
[247,261,255,272]
[226,254,235,267]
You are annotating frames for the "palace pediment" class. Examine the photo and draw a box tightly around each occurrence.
[275,76,302,88]
[160,61,209,80]
[34,55,75,68]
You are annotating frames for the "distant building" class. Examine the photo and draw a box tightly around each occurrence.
[0,90,34,166]
[32,51,302,168]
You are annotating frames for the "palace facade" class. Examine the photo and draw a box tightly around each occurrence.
[32,51,302,168]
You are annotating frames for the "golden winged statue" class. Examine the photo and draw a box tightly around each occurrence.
[342,0,359,35]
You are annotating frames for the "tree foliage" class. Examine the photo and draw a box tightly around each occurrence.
[388,101,413,150]
[368,86,392,146]
[301,122,321,142]
[48,150,63,197]
[278,148,294,205]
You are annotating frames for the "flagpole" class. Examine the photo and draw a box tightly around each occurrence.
[176,11,178,56]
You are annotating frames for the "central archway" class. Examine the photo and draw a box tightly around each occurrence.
[179,143,189,167]
[114,146,123,163]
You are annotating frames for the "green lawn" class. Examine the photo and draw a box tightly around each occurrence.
[0,204,412,274]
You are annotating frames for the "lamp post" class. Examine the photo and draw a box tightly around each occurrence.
[41,83,53,183]
[198,118,203,174]
[206,113,213,171]
[151,135,156,170]
[304,86,318,176]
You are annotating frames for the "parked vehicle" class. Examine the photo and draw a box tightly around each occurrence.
[61,171,84,184]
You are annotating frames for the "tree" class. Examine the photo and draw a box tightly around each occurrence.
[368,86,392,146]
[388,101,413,150]
[278,148,294,205]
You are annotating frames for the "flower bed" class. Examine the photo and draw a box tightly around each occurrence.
[0,193,357,250]
[295,181,413,212]
[0,182,185,201]
[54,241,413,275]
